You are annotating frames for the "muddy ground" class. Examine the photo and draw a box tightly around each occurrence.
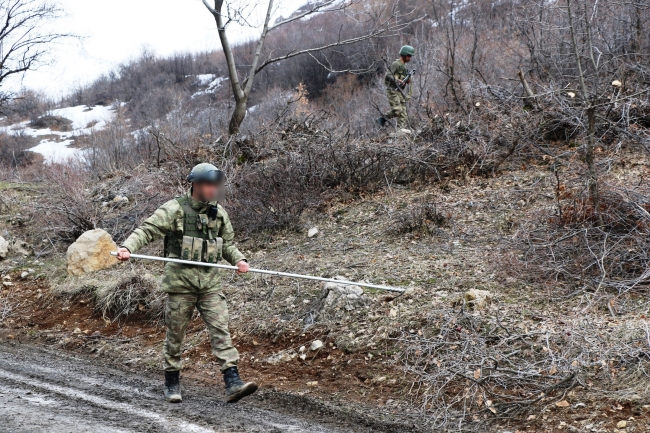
[0,341,424,433]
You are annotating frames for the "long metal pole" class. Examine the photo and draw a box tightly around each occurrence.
[110,252,405,293]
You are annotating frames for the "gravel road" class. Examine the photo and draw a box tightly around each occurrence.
[0,342,377,433]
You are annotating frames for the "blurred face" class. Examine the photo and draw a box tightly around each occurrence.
[192,181,223,202]
[403,55,412,63]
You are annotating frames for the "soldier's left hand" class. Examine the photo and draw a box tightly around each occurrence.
[236,260,250,275]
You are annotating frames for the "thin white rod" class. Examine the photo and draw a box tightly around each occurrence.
[110,252,405,293]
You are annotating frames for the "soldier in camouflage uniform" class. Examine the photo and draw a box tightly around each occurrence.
[116,163,257,404]
[378,45,415,130]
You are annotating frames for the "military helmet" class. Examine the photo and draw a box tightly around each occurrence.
[187,163,225,184]
[399,45,415,57]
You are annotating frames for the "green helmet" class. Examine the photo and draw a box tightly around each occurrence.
[187,163,225,184]
[399,45,415,57]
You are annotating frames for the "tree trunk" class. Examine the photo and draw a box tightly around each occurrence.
[229,97,248,135]
[585,106,599,212]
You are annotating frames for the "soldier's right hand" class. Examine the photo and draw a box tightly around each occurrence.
[116,247,131,261]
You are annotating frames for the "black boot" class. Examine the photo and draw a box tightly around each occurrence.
[164,371,182,403]
[223,367,258,403]
[377,116,387,127]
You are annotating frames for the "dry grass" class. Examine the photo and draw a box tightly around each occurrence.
[52,266,163,322]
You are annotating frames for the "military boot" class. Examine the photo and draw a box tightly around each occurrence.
[377,116,387,127]
[164,371,182,403]
[223,367,258,403]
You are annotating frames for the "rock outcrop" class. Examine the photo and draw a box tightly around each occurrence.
[66,229,118,275]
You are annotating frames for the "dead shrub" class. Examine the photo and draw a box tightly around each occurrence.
[395,200,448,235]
[517,184,650,293]
[53,267,163,322]
[28,115,72,131]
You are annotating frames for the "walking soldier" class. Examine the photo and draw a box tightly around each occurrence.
[115,163,257,404]
[378,45,415,129]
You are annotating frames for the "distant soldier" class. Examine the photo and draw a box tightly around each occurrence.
[378,45,415,129]
[116,163,257,404]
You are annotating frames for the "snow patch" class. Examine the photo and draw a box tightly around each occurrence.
[195,74,217,86]
[0,104,118,164]
[192,76,229,98]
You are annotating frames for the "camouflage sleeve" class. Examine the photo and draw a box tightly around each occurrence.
[121,199,182,253]
[218,206,246,265]
[385,63,398,86]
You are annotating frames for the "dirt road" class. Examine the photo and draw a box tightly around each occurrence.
[0,342,392,433]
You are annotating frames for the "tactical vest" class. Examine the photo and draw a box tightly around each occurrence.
[163,196,223,263]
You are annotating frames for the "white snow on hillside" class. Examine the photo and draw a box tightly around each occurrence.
[194,74,216,86]
[51,105,115,131]
[192,76,229,99]
[0,104,118,164]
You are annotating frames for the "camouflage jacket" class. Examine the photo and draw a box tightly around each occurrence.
[384,59,408,90]
[122,192,246,294]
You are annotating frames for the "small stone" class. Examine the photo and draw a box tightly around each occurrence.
[27,269,34,273]
[310,340,323,351]
[20,271,29,279]
[299,354,307,360]
[299,345,306,353]
[2,275,10,280]
[2,281,13,287]
[307,227,319,238]
[306,381,318,387]
[555,400,570,408]
[7,334,14,339]
[11,240,33,257]
[464,289,493,310]
[72,328,82,334]
[617,421,627,429]
[385,399,394,405]
[612,80,622,87]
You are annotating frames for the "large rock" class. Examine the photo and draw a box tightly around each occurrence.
[316,277,369,320]
[0,236,8,259]
[66,229,118,275]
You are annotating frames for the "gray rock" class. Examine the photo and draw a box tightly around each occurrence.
[307,227,319,238]
[316,277,368,320]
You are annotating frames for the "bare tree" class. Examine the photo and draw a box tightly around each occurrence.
[0,0,69,108]
[202,0,415,135]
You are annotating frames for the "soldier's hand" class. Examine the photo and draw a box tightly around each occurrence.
[397,80,405,87]
[116,247,131,261]
[236,260,250,275]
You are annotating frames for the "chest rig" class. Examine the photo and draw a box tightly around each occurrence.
[164,196,223,263]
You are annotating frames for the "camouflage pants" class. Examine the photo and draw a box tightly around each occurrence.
[163,291,239,372]
[384,89,408,128]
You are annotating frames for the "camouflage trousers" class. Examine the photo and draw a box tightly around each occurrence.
[384,89,408,128]
[163,291,239,372]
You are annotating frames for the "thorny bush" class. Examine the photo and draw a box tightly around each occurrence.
[394,303,650,430]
